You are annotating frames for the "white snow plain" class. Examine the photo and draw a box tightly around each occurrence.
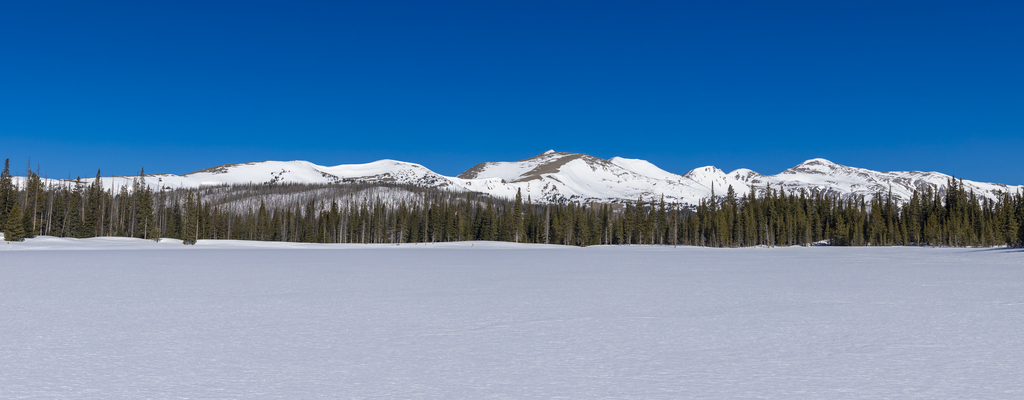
[1,237,1023,399]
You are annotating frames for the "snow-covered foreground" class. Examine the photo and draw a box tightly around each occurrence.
[1,238,1023,399]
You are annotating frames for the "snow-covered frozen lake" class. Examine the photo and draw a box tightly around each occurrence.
[2,237,1023,399]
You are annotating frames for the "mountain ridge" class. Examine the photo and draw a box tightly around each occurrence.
[17,151,1022,207]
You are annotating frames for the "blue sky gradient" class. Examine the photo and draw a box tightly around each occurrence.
[2,1,1022,184]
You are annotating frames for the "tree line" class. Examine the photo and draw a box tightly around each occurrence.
[1,159,1021,247]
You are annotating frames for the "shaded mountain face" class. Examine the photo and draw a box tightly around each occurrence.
[31,151,1023,207]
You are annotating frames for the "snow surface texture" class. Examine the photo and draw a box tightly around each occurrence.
[16,152,1023,206]
[2,237,1023,399]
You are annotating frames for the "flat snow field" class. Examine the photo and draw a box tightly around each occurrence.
[1,238,1023,399]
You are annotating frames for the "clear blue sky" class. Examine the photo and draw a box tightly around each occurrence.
[2,1,1022,184]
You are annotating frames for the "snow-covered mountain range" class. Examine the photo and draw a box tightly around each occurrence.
[26,151,1023,206]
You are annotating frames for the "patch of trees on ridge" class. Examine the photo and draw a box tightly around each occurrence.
[1,159,1022,247]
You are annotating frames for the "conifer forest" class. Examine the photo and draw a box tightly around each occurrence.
[1,159,1021,248]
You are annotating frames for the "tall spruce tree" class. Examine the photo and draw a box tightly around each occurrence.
[23,170,45,236]
[0,158,13,231]
[82,169,102,237]
[134,169,155,239]
[512,188,524,242]
[4,201,25,242]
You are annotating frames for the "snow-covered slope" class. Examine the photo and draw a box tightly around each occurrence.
[716,158,1020,205]
[18,152,1023,206]
[37,159,457,192]
[455,152,1022,205]
[457,151,705,203]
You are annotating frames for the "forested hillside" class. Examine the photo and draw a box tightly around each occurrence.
[2,159,1021,247]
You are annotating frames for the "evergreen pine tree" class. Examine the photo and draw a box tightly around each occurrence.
[512,188,524,243]
[0,158,13,232]
[182,191,199,244]
[4,201,25,242]
[23,170,45,237]
[1000,192,1019,246]
[256,200,269,240]
[134,169,155,239]
[82,169,102,238]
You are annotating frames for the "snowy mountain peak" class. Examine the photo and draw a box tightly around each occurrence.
[542,149,556,155]
[801,158,837,166]
[684,166,726,178]
[728,168,762,178]
[681,166,739,193]
[785,158,843,175]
